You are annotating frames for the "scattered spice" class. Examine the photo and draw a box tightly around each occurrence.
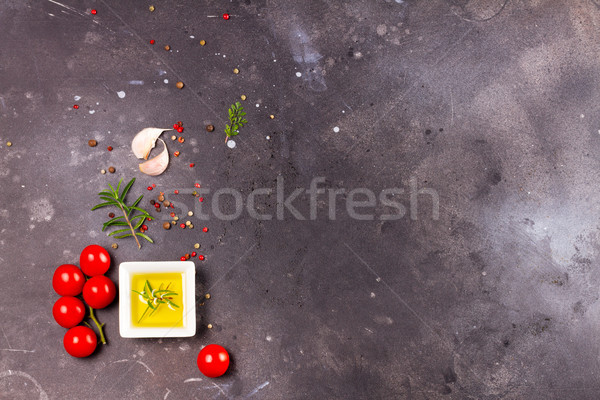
[188,211,194,216]
[163,201,170,207]
[206,124,214,132]
[202,227,208,232]
[191,252,197,257]
[185,253,190,260]
[198,255,205,260]
[164,45,171,51]
[174,216,179,221]
[207,323,213,329]
[178,136,184,143]
[176,81,184,89]
[141,224,148,231]
[150,39,155,44]
[101,169,106,174]
[73,105,79,109]
[6,141,12,147]
[189,224,194,229]
[174,151,180,157]
[270,115,275,119]
[108,166,116,173]
[150,199,156,205]
[195,183,201,188]
[194,243,200,249]
[88,139,98,147]
[147,186,153,191]
[91,9,97,15]
[176,127,184,133]
[111,243,118,249]
[205,293,211,299]
[171,135,177,141]
[223,13,229,20]
[107,146,113,151]
[149,5,155,12]
[174,190,179,194]
[108,212,115,218]
[180,256,186,261]
[199,197,204,202]
[163,222,171,230]
[199,40,206,46]
[240,94,247,101]
[180,223,185,229]
[233,68,239,74]
[158,194,165,202]
[154,203,160,209]
[189,163,195,168]
[185,221,191,226]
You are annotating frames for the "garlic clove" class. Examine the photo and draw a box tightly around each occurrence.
[139,139,169,176]
[131,127,172,160]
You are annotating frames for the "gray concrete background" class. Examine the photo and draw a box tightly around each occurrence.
[2,0,600,399]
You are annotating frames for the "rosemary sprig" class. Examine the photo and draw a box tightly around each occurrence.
[133,280,179,323]
[91,177,153,249]
[224,101,247,143]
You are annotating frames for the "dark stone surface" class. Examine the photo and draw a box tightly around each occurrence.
[2,0,600,399]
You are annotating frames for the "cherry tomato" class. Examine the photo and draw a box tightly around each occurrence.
[83,275,116,309]
[64,326,97,357]
[52,296,86,328]
[79,244,111,276]
[52,264,85,296]
[197,344,230,378]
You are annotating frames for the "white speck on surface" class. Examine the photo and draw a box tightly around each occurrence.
[266,136,270,140]
[395,0,404,3]
[370,292,376,298]
[74,95,81,101]
[158,70,167,76]
[179,343,191,351]
[189,35,195,38]
[89,110,95,114]
[266,335,272,341]
[28,198,54,222]
[117,91,126,99]
[96,102,99,105]
[89,231,98,238]
[227,140,236,149]
[295,72,302,77]
[580,114,585,118]
[29,224,35,230]
[333,126,340,133]
[163,79,169,84]
[376,277,381,282]
[376,24,387,36]
[273,59,277,62]
[255,103,260,108]
[128,80,144,85]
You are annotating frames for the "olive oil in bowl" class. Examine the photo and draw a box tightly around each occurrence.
[131,272,184,328]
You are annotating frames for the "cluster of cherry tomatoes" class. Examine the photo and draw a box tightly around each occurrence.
[52,245,116,357]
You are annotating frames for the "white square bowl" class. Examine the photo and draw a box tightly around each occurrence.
[119,261,196,338]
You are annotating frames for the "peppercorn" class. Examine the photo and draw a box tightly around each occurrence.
[185,253,190,260]
[88,139,97,147]
[154,203,160,208]
[199,40,206,46]
[164,45,171,51]
[111,243,118,249]
[108,212,115,218]
[270,115,275,119]
[188,211,194,216]
[176,81,184,89]
[194,243,200,249]
[205,293,211,299]
[202,227,208,232]
[177,127,184,133]
[107,146,113,151]
[108,166,116,173]
[206,124,214,132]
[189,224,194,229]
[180,223,185,229]
[178,136,184,143]
[163,222,171,230]
[163,200,170,207]
[150,39,155,44]
[171,135,176,140]
[158,194,165,202]
[150,199,156,205]
[73,105,79,109]
[185,221,191,226]
[198,255,205,260]
[207,323,213,329]
[233,68,239,74]
[149,5,155,12]
[191,252,197,257]
[189,163,195,168]
[174,216,179,221]
[6,141,12,147]
[100,169,106,174]
[240,94,247,101]
[174,151,180,157]
[180,256,186,261]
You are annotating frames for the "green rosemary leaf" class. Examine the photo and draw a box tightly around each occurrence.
[132,290,144,297]
[166,299,180,308]
[120,178,135,202]
[116,178,123,194]
[138,306,151,323]
[99,196,118,203]
[147,300,155,310]
[136,232,154,243]
[145,280,153,294]
[108,228,132,237]
[98,191,114,197]
[91,202,116,211]
[133,216,146,230]
[112,233,134,239]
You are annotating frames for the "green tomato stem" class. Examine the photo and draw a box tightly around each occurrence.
[88,306,107,344]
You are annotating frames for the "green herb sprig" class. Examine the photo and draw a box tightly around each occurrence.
[133,280,179,322]
[92,177,153,249]
[224,101,247,143]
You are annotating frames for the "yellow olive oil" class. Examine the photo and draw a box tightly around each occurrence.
[131,272,184,328]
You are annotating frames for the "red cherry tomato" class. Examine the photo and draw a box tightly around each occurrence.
[79,245,111,276]
[52,296,86,328]
[83,275,116,309]
[52,264,85,296]
[64,326,97,357]
[197,344,230,378]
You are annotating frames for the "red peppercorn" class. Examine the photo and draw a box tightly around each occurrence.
[171,204,174,208]
[150,39,155,44]
[176,126,183,133]
[191,252,197,257]
[173,123,179,129]
[147,218,152,221]
[147,186,152,191]
[202,227,208,232]
[180,223,185,229]
[195,183,201,188]
[180,256,186,261]
[189,163,195,168]
[223,13,229,20]
[107,146,113,151]
[91,9,97,15]
[177,121,183,126]
[154,203,160,208]
[73,104,79,109]
[142,224,148,230]
[152,183,156,188]
[198,255,205,260]
[199,197,204,202]
[170,212,175,217]
[174,190,179,194]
